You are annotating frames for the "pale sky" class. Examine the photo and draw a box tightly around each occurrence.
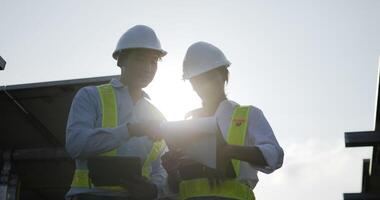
[1,0,380,199]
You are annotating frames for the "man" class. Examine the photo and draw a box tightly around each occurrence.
[65,25,168,200]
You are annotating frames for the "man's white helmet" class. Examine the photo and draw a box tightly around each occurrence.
[182,41,230,80]
[112,25,167,60]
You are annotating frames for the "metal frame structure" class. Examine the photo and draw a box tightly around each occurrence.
[343,68,380,199]
[0,75,117,200]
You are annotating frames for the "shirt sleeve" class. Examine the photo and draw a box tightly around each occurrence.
[65,86,130,159]
[247,106,284,174]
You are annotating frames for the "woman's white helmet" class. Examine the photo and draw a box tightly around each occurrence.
[113,25,167,60]
[183,41,230,80]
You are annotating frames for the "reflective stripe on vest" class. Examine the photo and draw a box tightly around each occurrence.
[71,84,166,191]
[179,106,254,200]
[227,106,251,177]
[179,178,255,200]
[98,84,118,156]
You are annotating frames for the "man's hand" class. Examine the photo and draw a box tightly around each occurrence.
[161,150,185,193]
[161,150,184,173]
[127,120,163,140]
[123,176,158,200]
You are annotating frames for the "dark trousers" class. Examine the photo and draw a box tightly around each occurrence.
[188,198,237,200]
[69,194,130,200]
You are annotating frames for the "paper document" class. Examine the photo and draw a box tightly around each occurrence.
[160,117,219,169]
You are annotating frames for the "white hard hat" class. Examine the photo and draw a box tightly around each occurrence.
[182,41,230,80]
[112,25,167,60]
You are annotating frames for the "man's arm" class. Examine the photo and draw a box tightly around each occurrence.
[65,87,130,159]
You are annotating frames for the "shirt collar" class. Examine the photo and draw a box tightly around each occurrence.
[109,78,151,100]
[214,99,239,117]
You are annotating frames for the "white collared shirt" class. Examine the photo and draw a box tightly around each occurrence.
[65,78,167,198]
[215,100,284,188]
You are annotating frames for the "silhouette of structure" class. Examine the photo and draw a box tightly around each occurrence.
[0,56,5,70]
[0,76,117,200]
[344,65,380,199]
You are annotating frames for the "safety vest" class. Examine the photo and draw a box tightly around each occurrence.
[179,106,255,200]
[70,84,166,191]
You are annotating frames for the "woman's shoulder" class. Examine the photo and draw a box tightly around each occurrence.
[227,100,262,113]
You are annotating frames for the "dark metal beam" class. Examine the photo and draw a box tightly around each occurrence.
[375,70,380,130]
[371,146,380,176]
[362,159,370,192]
[344,193,380,200]
[345,131,380,147]
[0,75,118,90]
[12,148,70,161]
[0,56,5,70]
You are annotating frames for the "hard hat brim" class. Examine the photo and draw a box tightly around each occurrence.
[113,48,167,60]
[183,61,231,80]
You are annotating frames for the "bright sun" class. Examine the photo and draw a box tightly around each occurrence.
[146,62,201,121]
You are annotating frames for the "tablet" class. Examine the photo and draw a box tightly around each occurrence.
[87,156,142,186]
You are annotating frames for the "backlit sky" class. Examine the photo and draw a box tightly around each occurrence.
[1,0,380,199]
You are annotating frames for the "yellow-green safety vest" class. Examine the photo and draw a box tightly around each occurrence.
[179,106,255,200]
[70,84,166,191]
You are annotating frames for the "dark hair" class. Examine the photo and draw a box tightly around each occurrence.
[117,51,129,67]
[218,66,229,84]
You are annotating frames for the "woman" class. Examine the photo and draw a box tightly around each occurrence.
[162,41,284,200]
